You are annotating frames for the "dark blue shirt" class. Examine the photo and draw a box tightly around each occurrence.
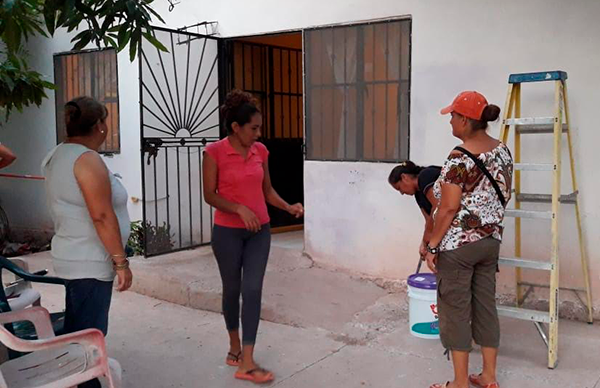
[414,166,442,215]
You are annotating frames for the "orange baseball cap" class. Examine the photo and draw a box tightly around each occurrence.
[440,91,488,120]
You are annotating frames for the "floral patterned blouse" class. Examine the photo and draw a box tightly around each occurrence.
[433,142,514,252]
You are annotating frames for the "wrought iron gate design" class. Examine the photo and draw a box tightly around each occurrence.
[140,27,221,256]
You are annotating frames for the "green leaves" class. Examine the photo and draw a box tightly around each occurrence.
[0,54,55,121]
[0,0,47,52]
[0,0,167,123]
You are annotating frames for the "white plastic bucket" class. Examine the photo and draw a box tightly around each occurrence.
[407,273,439,339]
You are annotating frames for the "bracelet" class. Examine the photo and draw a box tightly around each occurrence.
[112,257,130,270]
[111,253,127,259]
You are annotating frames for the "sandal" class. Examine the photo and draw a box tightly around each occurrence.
[429,383,450,388]
[469,374,500,388]
[235,367,274,384]
[226,351,242,367]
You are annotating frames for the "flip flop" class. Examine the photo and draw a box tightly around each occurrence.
[429,383,449,388]
[235,367,274,384]
[226,351,242,367]
[469,374,500,388]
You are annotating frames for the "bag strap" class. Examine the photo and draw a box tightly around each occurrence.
[453,146,506,207]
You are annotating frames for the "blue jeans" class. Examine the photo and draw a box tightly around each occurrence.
[64,278,113,388]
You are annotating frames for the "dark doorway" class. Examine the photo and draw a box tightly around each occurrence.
[221,32,304,231]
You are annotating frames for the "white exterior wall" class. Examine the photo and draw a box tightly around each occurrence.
[0,29,144,234]
[1,0,599,301]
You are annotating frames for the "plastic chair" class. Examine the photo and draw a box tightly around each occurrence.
[0,256,66,340]
[3,258,42,311]
[0,306,121,388]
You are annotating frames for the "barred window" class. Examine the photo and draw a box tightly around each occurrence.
[54,48,120,153]
[304,19,411,161]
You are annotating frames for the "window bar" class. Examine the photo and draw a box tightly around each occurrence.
[319,31,324,158]
[399,21,407,159]
[230,42,236,90]
[268,48,275,139]
[176,146,182,249]
[113,52,120,151]
[107,51,114,150]
[170,33,183,131]
[372,26,376,160]
[97,53,104,151]
[331,29,335,156]
[343,27,347,159]
[262,47,268,139]
[198,146,204,243]
[304,31,311,157]
[385,22,389,159]
[183,33,192,131]
[356,26,365,160]
[280,48,284,139]
[251,44,255,92]
[70,55,76,100]
[188,148,193,245]
[242,44,246,91]
[288,49,292,139]
[296,51,300,139]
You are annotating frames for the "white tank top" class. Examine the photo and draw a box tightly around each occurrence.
[42,143,130,281]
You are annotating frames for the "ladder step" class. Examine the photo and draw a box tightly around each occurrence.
[499,257,553,271]
[505,117,555,126]
[517,123,568,135]
[508,71,568,84]
[497,306,551,323]
[505,209,553,219]
[514,163,554,171]
[517,192,578,204]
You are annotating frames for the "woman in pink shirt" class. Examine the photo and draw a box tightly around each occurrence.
[203,90,304,384]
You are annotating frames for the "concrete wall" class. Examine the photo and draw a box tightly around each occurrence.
[0,29,143,236]
[1,0,599,308]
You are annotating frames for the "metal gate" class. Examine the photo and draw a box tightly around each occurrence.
[139,27,222,256]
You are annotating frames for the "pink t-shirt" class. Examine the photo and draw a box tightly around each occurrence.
[204,138,270,228]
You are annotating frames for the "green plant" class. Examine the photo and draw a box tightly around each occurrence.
[127,219,144,255]
[127,219,174,256]
[0,0,168,121]
[0,53,55,120]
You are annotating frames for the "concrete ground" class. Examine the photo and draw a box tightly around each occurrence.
[16,232,600,387]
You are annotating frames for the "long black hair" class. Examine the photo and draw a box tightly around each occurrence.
[388,161,424,185]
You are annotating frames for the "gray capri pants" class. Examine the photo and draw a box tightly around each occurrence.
[436,236,501,352]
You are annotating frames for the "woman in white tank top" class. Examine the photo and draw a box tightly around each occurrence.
[42,96,133,388]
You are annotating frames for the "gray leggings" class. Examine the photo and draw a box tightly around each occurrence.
[211,224,271,345]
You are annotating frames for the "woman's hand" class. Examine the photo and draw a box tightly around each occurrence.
[116,267,133,291]
[287,203,304,218]
[424,251,438,273]
[237,205,261,232]
[419,240,428,258]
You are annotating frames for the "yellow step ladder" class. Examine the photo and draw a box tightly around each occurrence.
[498,71,593,369]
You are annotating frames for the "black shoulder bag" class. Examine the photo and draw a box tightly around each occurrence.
[453,146,506,207]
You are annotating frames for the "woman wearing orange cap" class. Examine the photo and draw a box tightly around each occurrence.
[424,91,513,388]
